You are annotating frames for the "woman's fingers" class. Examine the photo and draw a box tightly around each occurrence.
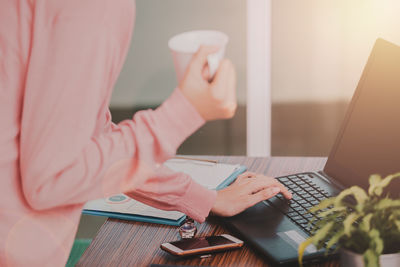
[212,173,293,217]
[244,175,293,200]
[236,171,258,181]
[192,45,219,73]
[247,187,281,206]
[278,183,292,199]
[202,65,210,80]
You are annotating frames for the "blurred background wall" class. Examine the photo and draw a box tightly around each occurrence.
[108,0,400,157]
[273,0,400,103]
[110,0,247,108]
[271,0,400,155]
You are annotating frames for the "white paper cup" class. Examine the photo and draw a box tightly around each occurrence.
[168,30,229,83]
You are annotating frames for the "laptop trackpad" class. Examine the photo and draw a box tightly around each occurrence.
[222,201,318,265]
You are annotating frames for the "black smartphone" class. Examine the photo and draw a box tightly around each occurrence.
[160,234,243,257]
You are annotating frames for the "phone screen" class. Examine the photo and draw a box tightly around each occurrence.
[170,236,234,250]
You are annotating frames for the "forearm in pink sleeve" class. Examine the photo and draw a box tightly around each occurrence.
[21,86,206,210]
[101,93,217,222]
[126,165,217,223]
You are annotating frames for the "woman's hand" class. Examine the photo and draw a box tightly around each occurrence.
[179,45,237,121]
[211,172,292,217]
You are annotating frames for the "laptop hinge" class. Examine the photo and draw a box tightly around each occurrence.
[317,171,346,190]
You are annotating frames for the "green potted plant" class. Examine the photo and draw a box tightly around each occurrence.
[298,172,400,267]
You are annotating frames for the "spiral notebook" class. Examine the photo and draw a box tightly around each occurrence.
[83,158,247,226]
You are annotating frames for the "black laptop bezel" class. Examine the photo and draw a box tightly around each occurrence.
[323,39,378,186]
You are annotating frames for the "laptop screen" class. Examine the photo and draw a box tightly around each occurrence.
[324,39,400,196]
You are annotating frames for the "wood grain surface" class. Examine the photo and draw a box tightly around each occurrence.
[77,156,339,267]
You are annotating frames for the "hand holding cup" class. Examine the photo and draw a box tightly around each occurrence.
[168,31,237,121]
[179,46,237,121]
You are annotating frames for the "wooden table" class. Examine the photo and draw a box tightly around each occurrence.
[77,156,339,266]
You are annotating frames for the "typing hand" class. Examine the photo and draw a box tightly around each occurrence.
[179,45,237,121]
[210,172,292,217]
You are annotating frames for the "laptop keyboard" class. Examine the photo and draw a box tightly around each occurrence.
[265,173,332,234]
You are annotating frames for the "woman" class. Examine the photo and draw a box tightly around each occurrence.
[0,0,291,266]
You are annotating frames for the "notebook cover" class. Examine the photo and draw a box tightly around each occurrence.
[82,209,186,226]
[216,165,247,190]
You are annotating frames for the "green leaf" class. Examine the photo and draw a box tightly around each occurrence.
[395,221,400,231]
[310,213,343,234]
[309,198,335,213]
[298,238,313,267]
[312,222,334,246]
[317,206,347,218]
[343,213,362,236]
[369,174,382,188]
[363,249,379,267]
[334,186,368,206]
[379,172,400,188]
[350,187,369,205]
[326,230,345,250]
[391,209,400,218]
[374,187,383,196]
[369,172,400,196]
[374,198,400,210]
[360,213,373,232]
[369,229,384,254]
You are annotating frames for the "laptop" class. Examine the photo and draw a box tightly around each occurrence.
[222,38,400,266]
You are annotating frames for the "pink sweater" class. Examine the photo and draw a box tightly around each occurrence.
[0,0,217,266]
